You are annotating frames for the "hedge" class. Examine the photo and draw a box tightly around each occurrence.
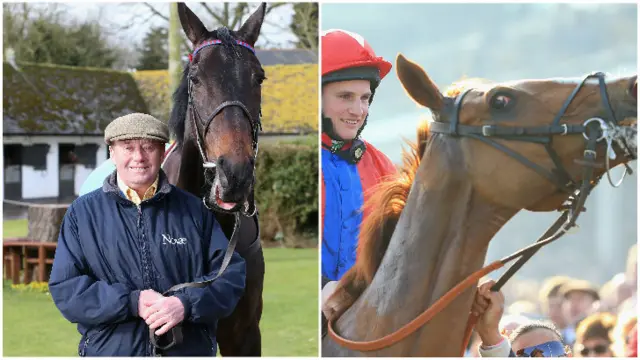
[254,137,318,247]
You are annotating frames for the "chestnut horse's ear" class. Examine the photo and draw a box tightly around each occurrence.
[178,2,208,45]
[396,53,445,111]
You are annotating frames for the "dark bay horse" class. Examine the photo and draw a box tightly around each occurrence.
[322,54,637,356]
[162,3,267,356]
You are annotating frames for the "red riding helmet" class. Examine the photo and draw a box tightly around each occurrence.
[321,29,392,90]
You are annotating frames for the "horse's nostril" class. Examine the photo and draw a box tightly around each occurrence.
[217,156,226,169]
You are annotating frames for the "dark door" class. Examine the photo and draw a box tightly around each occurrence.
[4,144,22,200]
[59,144,76,199]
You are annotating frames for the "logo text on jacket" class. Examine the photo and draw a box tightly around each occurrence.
[162,234,187,245]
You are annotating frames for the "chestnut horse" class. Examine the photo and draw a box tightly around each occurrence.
[162,3,266,356]
[322,54,637,356]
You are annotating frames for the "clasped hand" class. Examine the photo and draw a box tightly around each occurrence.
[138,290,185,336]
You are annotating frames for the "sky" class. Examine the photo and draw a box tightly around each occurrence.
[321,3,637,161]
[31,2,298,49]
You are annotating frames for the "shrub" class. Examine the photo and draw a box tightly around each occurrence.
[10,281,50,294]
[255,137,318,247]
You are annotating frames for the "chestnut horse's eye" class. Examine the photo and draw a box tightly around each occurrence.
[490,94,512,110]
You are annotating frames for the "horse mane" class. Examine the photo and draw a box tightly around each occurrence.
[355,77,492,284]
[356,120,430,285]
[168,66,189,146]
[167,27,237,146]
[323,77,492,321]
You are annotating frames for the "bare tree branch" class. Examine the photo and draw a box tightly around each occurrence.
[264,19,290,33]
[143,2,168,21]
[265,2,288,15]
[223,3,229,27]
[229,3,248,29]
[199,2,226,26]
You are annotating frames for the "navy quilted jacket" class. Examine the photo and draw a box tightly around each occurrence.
[49,170,246,356]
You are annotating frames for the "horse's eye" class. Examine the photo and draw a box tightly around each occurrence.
[489,94,512,110]
[189,73,200,85]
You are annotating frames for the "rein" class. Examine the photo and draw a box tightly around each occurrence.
[150,212,240,355]
[328,72,635,354]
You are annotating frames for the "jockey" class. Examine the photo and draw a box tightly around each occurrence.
[321,29,397,284]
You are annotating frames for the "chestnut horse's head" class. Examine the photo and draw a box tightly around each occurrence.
[396,54,637,211]
[175,2,266,214]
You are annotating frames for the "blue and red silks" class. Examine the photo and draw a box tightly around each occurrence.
[321,133,397,281]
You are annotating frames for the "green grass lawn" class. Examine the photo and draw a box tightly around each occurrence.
[3,218,27,238]
[3,219,319,356]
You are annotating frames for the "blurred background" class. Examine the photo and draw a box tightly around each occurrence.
[322,3,637,356]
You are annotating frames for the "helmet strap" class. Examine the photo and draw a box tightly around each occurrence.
[321,114,368,164]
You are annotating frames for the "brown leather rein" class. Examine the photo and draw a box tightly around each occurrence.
[328,72,635,354]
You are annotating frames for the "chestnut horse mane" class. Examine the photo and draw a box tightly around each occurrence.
[324,78,491,320]
[355,77,490,284]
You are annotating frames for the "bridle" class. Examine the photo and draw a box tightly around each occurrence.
[430,72,634,192]
[429,71,635,290]
[327,72,636,353]
[187,38,263,217]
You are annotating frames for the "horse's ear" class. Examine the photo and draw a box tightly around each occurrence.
[237,2,266,46]
[396,53,445,111]
[177,2,208,45]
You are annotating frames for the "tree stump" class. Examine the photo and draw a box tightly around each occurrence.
[27,204,69,243]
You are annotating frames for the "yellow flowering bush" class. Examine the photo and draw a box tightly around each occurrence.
[261,64,318,134]
[132,64,318,134]
[11,281,50,294]
[132,70,171,123]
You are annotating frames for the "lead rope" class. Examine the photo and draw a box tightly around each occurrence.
[460,124,601,355]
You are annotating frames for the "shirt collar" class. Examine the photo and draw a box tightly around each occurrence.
[116,173,159,204]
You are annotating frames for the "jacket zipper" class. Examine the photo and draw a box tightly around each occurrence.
[203,327,214,353]
[79,336,89,357]
[136,204,152,356]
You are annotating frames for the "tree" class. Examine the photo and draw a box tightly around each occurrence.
[169,3,183,107]
[3,3,119,68]
[115,2,294,50]
[289,3,318,50]
[136,26,169,70]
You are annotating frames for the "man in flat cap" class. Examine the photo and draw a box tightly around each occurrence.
[49,113,246,356]
[559,279,600,346]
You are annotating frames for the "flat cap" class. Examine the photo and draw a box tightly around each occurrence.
[560,279,600,301]
[104,113,169,144]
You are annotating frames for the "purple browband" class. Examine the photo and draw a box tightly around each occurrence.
[189,39,255,62]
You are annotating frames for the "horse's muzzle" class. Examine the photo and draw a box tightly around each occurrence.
[213,156,255,203]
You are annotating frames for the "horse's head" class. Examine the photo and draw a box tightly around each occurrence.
[396,53,637,211]
[178,2,266,213]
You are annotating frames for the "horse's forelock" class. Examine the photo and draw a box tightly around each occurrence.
[214,27,234,44]
[444,78,493,98]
